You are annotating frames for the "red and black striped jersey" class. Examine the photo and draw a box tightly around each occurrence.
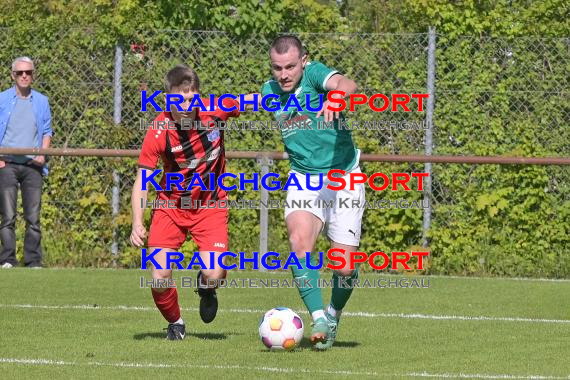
[138,97,240,202]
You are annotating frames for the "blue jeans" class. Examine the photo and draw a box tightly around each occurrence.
[0,162,43,267]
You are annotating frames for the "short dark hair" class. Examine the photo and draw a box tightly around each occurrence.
[269,35,307,57]
[165,64,200,92]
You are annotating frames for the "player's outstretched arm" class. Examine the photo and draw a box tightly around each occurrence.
[130,168,148,247]
[317,75,358,122]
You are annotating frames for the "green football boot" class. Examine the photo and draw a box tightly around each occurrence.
[310,317,330,346]
[314,309,338,350]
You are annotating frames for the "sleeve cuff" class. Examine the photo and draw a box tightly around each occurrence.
[322,71,339,91]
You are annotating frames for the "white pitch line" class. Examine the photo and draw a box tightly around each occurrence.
[406,371,570,379]
[343,311,570,324]
[428,275,570,283]
[1,303,569,324]
[0,358,568,379]
[0,358,75,366]
[0,358,381,377]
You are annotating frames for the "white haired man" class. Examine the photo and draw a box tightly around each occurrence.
[0,57,52,268]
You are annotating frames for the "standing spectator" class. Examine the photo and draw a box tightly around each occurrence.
[0,57,52,268]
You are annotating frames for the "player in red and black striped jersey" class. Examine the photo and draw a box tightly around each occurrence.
[130,64,257,340]
[137,96,236,205]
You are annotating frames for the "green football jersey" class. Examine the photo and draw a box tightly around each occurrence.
[261,61,358,174]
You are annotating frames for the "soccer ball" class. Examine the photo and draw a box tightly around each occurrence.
[258,307,304,350]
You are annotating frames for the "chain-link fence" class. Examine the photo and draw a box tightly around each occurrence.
[0,28,568,276]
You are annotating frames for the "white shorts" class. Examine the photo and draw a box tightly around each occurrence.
[284,166,366,247]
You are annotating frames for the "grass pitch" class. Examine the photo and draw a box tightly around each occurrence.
[0,269,569,379]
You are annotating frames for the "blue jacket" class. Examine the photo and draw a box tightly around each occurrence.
[0,86,53,175]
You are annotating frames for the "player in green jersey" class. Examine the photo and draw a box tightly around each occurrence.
[261,36,365,350]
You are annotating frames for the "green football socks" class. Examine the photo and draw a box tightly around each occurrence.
[290,254,323,315]
[330,265,359,312]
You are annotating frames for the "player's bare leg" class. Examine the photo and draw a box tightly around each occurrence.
[329,241,358,277]
[150,247,185,340]
[286,211,329,345]
[195,251,227,323]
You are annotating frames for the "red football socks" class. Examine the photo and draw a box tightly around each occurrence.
[151,287,181,323]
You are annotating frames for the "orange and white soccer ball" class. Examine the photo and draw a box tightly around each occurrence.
[258,307,304,350]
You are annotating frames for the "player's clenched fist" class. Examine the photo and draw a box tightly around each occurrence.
[130,223,147,247]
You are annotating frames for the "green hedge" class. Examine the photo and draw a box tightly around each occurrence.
[1,4,568,277]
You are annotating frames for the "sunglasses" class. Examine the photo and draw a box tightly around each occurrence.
[13,70,34,76]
